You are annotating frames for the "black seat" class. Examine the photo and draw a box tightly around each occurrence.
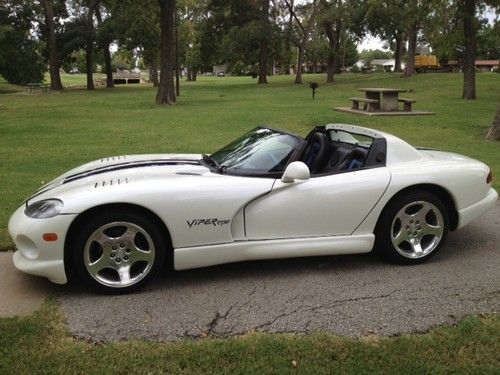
[334,147,368,171]
[302,132,330,174]
[328,146,352,171]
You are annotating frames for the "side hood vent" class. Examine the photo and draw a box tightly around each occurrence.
[101,156,127,163]
[94,178,129,188]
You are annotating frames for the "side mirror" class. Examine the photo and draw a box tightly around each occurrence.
[281,161,310,183]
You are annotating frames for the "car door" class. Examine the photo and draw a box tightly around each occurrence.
[244,167,391,240]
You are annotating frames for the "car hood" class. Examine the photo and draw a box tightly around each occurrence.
[26,154,207,204]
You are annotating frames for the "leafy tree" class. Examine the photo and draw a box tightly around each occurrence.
[421,0,461,64]
[107,0,161,86]
[39,0,64,89]
[477,22,499,59]
[111,48,135,71]
[319,0,366,82]
[366,0,405,72]
[95,3,114,88]
[401,0,432,77]
[178,0,210,81]
[358,49,392,60]
[284,0,319,84]
[0,1,45,84]
[199,0,282,81]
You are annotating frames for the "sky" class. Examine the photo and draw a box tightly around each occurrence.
[357,35,387,52]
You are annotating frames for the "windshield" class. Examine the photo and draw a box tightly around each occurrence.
[210,128,300,174]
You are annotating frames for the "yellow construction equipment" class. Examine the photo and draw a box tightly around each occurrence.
[414,54,451,72]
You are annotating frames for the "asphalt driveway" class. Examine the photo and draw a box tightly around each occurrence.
[55,203,499,340]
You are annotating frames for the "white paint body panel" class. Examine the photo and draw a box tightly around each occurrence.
[8,124,498,284]
[245,167,391,239]
[174,234,375,270]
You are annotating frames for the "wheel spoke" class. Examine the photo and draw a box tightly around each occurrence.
[90,229,114,247]
[121,226,138,242]
[88,255,114,274]
[131,248,153,263]
[416,204,432,221]
[117,265,131,284]
[411,241,424,255]
[393,229,409,246]
[421,222,443,237]
[396,211,413,223]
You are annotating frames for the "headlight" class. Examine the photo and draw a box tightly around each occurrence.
[24,199,64,219]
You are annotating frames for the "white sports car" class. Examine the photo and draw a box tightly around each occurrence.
[9,124,497,293]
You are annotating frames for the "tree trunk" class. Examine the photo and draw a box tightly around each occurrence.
[174,0,180,96]
[486,106,500,140]
[85,0,100,90]
[333,21,341,74]
[325,21,336,83]
[149,64,159,86]
[86,44,95,90]
[103,45,114,88]
[156,0,176,105]
[283,0,294,74]
[258,40,268,84]
[293,0,317,84]
[402,23,416,77]
[40,0,63,90]
[95,6,113,88]
[394,32,403,72]
[462,0,476,100]
[258,0,270,84]
[295,45,305,84]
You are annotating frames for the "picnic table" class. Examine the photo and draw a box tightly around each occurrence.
[336,87,432,116]
[359,88,407,112]
[25,83,51,94]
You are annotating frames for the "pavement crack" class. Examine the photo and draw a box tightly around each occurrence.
[204,300,239,336]
[253,305,303,331]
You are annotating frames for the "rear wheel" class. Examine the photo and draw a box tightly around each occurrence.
[374,191,449,264]
[72,211,166,293]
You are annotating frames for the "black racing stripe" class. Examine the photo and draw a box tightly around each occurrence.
[65,158,199,180]
[63,160,200,184]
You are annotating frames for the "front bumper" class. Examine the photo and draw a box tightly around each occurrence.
[8,204,77,284]
[457,187,498,229]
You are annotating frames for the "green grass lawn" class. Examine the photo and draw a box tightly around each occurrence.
[0,299,498,374]
[0,72,499,248]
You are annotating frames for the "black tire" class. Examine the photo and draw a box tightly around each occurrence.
[374,190,449,264]
[72,209,167,293]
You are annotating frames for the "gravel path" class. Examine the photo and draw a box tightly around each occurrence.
[60,203,500,341]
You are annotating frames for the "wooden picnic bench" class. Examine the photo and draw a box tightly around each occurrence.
[398,97,416,112]
[349,97,379,112]
[25,83,51,94]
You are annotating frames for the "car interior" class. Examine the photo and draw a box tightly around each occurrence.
[300,130,372,175]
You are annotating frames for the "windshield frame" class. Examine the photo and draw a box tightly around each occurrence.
[203,126,306,178]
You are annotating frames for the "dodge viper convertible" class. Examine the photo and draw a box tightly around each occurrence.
[9,124,497,292]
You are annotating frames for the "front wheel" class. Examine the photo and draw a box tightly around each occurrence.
[374,191,449,264]
[72,211,166,293]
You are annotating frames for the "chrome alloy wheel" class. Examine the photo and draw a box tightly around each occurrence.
[83,222,156,288]
[390,201,444,259]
